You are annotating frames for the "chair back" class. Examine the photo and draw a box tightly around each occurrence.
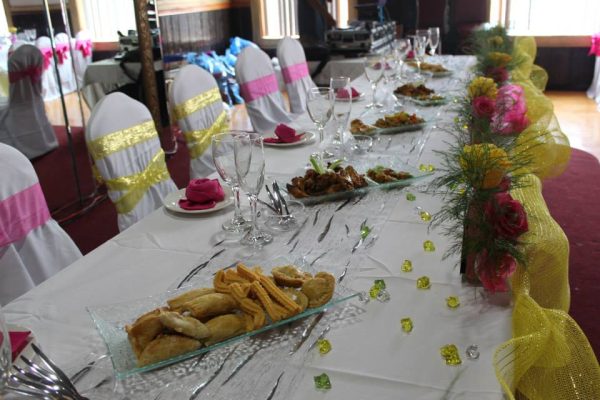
[73,30,92,87]
[276,37,316,113]
[34,36,60,100]
[54,32,77,94]
[86,92,177,231]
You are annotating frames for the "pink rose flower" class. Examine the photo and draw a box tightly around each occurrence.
[476,250,517,293]
[485,192,529,239]
[472,96,496,119]
[491,84,529,135]
[486,66,509,84]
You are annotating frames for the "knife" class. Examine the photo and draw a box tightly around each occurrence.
[272,181,290,215]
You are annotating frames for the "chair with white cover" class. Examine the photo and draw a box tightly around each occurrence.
[276,37,316,113]
[0,142,82,305]
[235,46,292,133]
[35,36,60,100]
[170,64,229,179]
[73,30,92,88]
[0,45,58,158]
[86,92,177,231]
[54,32,76,94]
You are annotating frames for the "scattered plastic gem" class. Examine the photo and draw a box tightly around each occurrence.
[376,289,391,302]
[369,286,380,299]
[416,276,431,290]
[446,296,460,308]
[406,192,416,201]
[440,344,462,365]
[314,373,332,390]
[374,279,386,290]
[401,259,413,272]
[466,344,480,360]
[423,240,436,252]
[419,164,428,171]
[419,211,432,222]
[358,291,370,304]
[419,164,435,172]
[400,318,413,333]
[317,339,332,355]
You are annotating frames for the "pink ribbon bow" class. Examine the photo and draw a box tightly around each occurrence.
[40,47,53,70]
[9,65,43,83]
[76,39,92,58]
[590,33,600,57]
[55,43,69,65]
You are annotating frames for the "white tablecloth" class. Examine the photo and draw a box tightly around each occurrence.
[3,56,511,399]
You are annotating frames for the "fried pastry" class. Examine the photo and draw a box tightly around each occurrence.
[159,311,210,340]
[237,263,261,282]
[214,270,232,294]
[302,272,335,308]
[181,293,237,319]
[258,275,302,314]
[223,268,250,284]
[137,334,201,367]
[167,288,215,311]
[272,265,312,288]
[204,314,251,346]
[230,283,266,329]
[251,281,284,322]
[282,288,309,312]
[126,308,165,358]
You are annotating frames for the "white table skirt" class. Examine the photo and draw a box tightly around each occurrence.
[3,55,511,399]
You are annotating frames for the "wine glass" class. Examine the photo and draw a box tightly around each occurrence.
[410,34,428,78]
[329,76,352,157]
[393,38,411,80]
[363,54,384,109]
[0,307,11,393]
[234,133,272,247]
[212,132,249,233]
[306,87,334,157]
[428,27,441,56]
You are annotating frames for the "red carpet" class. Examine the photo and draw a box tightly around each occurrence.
[32,128,599,357]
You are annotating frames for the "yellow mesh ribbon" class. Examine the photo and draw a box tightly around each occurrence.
[103,150,171,214]
[493,174,600,399]
[87,120,157,161]
[183,110,229,159]
[172,87,221,121]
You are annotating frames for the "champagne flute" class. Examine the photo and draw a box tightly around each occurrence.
[307,86,334,157]
[363,54,384,109]
[428,27,441,56]
[212,132,249,233]
[0,307,11,393]
[393,38,411,80]
[330,76,352,157]
[234,133,272,247]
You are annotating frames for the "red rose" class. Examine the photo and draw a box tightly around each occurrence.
[497,176,511,192]
[472,96,496,119]
[486,66,509,84]
[485,192,528,239]
[476,250,516,293]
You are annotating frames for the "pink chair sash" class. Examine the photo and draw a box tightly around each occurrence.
[40,47,53,70]
[75,39,92,58]
[590,33,600,57]
[55,43,69,65]
[9,65,43,83]
[282,62,309,84]
[240,73,279,102]
[0,183,50,248]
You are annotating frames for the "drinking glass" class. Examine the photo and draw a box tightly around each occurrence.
[363,54,384,109]
[410,35,428,78]
[306,87,334,144]
[329,76,352,156]
[393,38,411,80]
[0,307,11,392]
[234,133,272,247]
[212,132,249,233]
[428,27,441,56]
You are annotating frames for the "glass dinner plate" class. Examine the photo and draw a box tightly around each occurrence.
[163,186,233,214]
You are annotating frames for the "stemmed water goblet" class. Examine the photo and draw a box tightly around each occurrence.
[363,54,385,109]
[329,76,352,157]
[212,132,249,233]
[306,86,334,157]
[234,133,272,247]
[428,27,441,56]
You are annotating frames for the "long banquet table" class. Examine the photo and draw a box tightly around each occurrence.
[3,56,513,399]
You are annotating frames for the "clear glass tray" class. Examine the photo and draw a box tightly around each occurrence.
[87,263,358,379]
[396,94,449,107]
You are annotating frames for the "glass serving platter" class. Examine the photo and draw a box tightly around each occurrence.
[396,94,449,107]
[87,261,358,379]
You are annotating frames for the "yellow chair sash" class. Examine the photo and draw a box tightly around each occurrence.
[172,87,221,121]
[87,120,157,161]
[103,149,171,214]
[183,110,229,159]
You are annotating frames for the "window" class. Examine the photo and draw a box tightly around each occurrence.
[490,0,600,36]
[257,0,299,40]
[81,0,137,42]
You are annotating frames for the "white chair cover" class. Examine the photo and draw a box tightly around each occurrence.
[170,65,228,179]
[0,142,81,305]
[54,32,76,94]
[235,46,292,133]
[0,44,58,159]
[72,30,92,89]
[276,37,316,113]
[587,56,600,109]
[35,36,60,101]
[86,92,177,231]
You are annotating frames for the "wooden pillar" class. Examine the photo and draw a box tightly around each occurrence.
[2,0,13,28]
[69,0,86,32]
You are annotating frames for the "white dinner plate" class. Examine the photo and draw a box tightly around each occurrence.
[335,92,366,102]
[163,186,233,214]
[263,131,316,148]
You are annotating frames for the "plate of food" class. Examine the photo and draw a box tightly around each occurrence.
[372,111,426,134]
[407,61,453,77]
[263,131,316,147]
[163,186,233,215]
[87,261,358,378]
[350,118,377,136]
[394,83,448,106]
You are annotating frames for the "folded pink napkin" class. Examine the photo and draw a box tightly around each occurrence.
[179,179,225,210]
[10,330,31,361]
[337,87,361,99]
[264,124,304,143]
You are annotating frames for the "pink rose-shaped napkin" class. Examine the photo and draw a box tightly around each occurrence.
[336,87,361,99]
[264,124,304,143]
[10,330,31,361]
[179,178,225,210]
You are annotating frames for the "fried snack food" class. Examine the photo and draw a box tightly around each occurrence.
[159,311,211,340]
[367,167,413,183]
[394,83,440,100]
[272,265,312,288]
[374,112,424,128]
[137,334,201,367]
[204,314,251,346]
[350,119,376,135]
[283,288,309,312]
[407,61,448,72]
[167,288,215,311]
[223,268,250,284]
[302,272,335,308]
[126,308,165,358]
[251,281,285,321]
[181,293,237,319]
[286,166,368,199]
[259,275,302,314]
[230,283,267,329]
[237,263,261,282]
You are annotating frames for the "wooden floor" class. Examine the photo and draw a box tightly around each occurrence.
[45,91,600,160]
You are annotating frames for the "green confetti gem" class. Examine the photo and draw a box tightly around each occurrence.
[446,296,460,308]
[419,211,432,222]
[317,339,332,355]
[406,192,416,201]
[419,163,428,171]
[401,259,413,272]
[427,164,435,172]
[423,240,436,252]
[400,318,413,333]
[440,344,462,365]
[369,286,380,299]
[314,373,332,390]
[374,279,386,290]
[416,276,431,290]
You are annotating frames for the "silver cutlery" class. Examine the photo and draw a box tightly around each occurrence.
[265,185,281,214]
[272,181,290,215]
[258,198,279,213]
[69,354,108,385]
[177,248,226,288]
